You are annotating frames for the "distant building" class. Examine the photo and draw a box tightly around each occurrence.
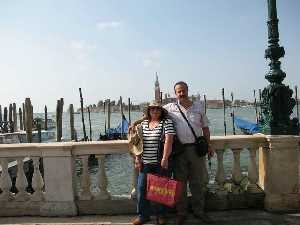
[154,72,161,103]
[162,94,176,105]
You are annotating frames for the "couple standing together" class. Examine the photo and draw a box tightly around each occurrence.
[129,81,214,225]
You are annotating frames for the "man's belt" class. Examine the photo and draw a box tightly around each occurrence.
[182,143,196,147]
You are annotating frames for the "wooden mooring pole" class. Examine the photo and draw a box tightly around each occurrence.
[19,107,23,130]
[9,104,13,132]
[253,90,258,124]
[13,103,17,131]
[107,99,111,130]
[3,107,8,133]
[295,86,299,134]
[37,123,42,143]
[9,104,12,122]
[222,88,227,136]
[128,98,131,125]
[79,88,88,141]
[258,89,262,121]
[22,103,26,131]
[120,96,123,138]
[44,105,48,130]
[231,92,236,135]
[56,99,64,142]
[103,101,107,134]
[0,105,2,123]
[25,98,33,143]
[69,104,76,141]
[87,106,92,141]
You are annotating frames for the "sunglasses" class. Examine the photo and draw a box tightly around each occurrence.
[149,107,161,111]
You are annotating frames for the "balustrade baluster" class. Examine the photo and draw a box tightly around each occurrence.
[247,147,260,193]
[73,158,81,199]
[215,149,226,193]
[94,155,110,200]
[31,157,44,201]
[231,148,243,185]
[0,159,12,200]
[79,155,92,200]
[15,158,29,201]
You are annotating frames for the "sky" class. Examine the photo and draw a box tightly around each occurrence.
[0,0,299,112]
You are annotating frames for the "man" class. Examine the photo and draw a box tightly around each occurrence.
[163,81,214,225]
[130,81,214,224]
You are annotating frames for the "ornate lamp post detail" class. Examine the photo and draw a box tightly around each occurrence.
[260,0,298,134]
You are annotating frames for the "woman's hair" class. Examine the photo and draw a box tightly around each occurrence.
[145,107,167,121]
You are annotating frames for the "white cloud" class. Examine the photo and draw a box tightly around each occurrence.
[141,50,161,69]
[69,40,96,71]
[69,40,96,60]
[70,40,96,51]
[96,21,122,31]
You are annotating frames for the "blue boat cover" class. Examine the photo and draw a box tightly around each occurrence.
[234,117,259,134]
[106,116,129,138]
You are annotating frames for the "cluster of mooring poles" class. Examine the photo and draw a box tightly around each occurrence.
[75,88,132,142]
[0,99,50,143]
[0,90,133,143]
[200,82,299,136]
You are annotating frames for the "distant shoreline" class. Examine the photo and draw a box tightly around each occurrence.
[76,105,255,113]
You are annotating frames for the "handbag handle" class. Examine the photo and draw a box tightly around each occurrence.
[175,103,198,140]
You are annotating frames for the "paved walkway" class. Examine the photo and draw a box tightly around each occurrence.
[1,210,300,225]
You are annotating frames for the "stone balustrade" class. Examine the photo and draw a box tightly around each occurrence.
[0,135,299,216]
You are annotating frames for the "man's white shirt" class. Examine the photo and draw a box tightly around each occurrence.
[163,101,209,144]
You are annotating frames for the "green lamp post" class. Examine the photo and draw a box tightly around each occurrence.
[260,0,298,135]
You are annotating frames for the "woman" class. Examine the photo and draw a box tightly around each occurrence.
[131,101,175,225]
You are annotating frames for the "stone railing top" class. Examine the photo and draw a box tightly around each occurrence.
[264,135,300,141]
[212,134,266,149]
[0,134,298,157]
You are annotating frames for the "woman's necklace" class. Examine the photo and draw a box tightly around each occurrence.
[148,120,159,130]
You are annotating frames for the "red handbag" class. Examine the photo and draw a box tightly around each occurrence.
[146,173,183,207]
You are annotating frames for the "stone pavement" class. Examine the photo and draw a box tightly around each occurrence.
[1,210,300,225]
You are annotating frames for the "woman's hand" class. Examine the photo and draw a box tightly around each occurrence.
[161,134,173,170]
[135,156,142,172]
[161,157,168,170]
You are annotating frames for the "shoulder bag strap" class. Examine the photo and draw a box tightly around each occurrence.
[157,120,165,162]
[175,103,198,140]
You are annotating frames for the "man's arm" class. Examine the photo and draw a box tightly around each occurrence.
[202,126,214,157]
[202,127,210,144]
[128,115,147,133]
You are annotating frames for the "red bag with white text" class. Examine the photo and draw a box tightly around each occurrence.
[146,173,183,207]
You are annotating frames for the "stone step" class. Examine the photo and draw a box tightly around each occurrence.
[1,211,300,225]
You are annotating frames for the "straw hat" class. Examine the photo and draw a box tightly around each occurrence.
[145,100,168,117]
[128,123,143,156]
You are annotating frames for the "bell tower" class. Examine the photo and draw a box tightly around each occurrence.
[154,72,161,103]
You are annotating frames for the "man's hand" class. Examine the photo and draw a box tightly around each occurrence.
[128,125,135,134]
[208,145,215,159]
[160,157,168,170]
[129,116,146,133]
